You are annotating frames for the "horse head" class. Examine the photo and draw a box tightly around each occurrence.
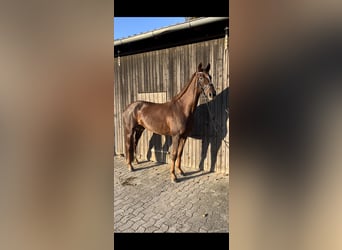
[196,62,216,100]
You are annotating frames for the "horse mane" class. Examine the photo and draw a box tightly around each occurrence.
[171,72,197,101]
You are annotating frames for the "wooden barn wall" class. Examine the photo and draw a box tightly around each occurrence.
[114,37,229,173]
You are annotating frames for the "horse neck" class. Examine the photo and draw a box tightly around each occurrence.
[173,74,201,116]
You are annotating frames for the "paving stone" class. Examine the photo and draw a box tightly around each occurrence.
[136,225,146,232]
[114,156,229,233]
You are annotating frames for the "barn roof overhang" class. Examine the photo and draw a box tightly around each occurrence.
[114,17,229,57]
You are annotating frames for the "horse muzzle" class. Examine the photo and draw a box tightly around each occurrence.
[207,90,216,100]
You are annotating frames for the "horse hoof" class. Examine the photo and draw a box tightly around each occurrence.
[180,171,185,176]
[171,177,178,183]
[128,166,134,172]
[134,159,139,164]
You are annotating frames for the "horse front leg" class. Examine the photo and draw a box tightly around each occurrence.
[175,137,187,176]
[170,135,180,183]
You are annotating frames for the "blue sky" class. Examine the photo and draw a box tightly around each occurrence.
[114,17,186,40]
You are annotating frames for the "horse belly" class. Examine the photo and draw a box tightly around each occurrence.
[137,109,171,135]
[137,105,170,135]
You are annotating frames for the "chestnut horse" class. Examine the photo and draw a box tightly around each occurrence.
[122,63,216,182]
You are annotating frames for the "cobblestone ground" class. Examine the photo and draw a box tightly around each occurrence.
[114,156,229,233]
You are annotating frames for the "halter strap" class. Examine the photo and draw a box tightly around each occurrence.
[196,73,212,91]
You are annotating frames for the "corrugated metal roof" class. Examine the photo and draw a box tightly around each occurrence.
[114,17,228,46]
[114,18,188,41]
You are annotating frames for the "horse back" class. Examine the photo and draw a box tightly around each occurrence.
[123,100,162,122]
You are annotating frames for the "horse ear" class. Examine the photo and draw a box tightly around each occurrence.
[205,63,210,72]
[197,63,203,72]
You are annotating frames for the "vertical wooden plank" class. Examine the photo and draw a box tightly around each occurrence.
[156,50,160,92]
[141,54,145,93]
[223,37,229,174]
[216,39,223,173]
[121,56,127,155]
[152,58,157,160]
[148,51,152,94]
[114,57,119,154]
[114,58,118,154]
[117,56,123,155]
[155,50,160,93]
[120,56,126,154]
[213,38,220,173]
[217,40,223,172]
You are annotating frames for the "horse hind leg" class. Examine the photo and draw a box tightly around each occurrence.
[124,126,135,171]
[175,137,187,176]
[133,126,145,164]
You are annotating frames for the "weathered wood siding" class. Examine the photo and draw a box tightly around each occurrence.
[114,38,229,173]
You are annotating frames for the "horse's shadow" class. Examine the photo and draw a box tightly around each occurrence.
[177,170,212,182]
[145,87,229,173]
[190,87,229,172]
[133,161,164,171]
[146,133,171,163]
